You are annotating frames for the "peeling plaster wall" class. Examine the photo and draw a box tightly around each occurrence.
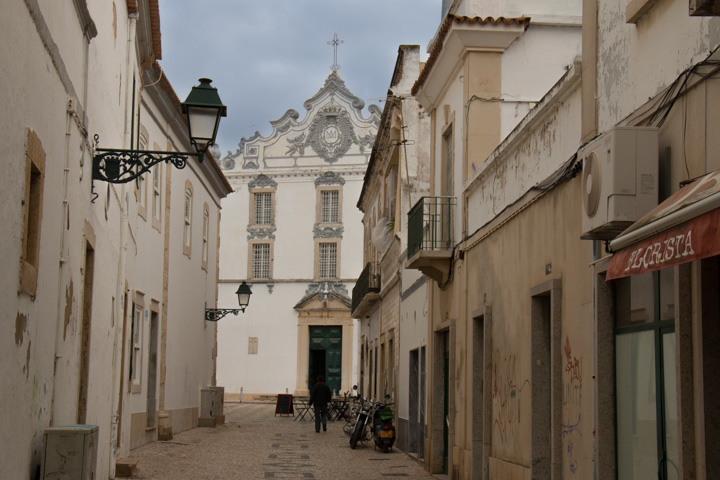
[467,83,582,233]
[2,2,229,476]
[597,0,720,132]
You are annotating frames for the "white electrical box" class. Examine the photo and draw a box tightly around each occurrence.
[41,425,98,480]
[579,126,659,240]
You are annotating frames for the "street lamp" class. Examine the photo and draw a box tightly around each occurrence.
[92,78,227,185]
[205,282,253,322]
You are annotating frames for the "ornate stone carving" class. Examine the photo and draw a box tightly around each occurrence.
[356,133,376,153]
[239,132,261,155]
[221,156,235,170]
[314,171,345,187]
[304,73,365,111]
[314,225,343,239]
[300,282,350,305]
[286,133,306,156]
[248,174,277,190]
[247,226,276,240]
[306,104,357,163]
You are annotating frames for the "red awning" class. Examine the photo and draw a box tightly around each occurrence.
[606,169,720,281]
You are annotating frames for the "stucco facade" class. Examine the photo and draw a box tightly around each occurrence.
[583,2,720,479]
[1,2,231,478]
[406,1,585,478]
[352,44,432,460]
[217,73,379,399]
[400,0,720,479]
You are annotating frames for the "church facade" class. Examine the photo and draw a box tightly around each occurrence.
[217,73,380,398]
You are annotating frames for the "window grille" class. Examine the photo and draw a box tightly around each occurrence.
[321,190,339,223]
[253,243,271,279]
[319,242,337,279]
[255,192,272,225]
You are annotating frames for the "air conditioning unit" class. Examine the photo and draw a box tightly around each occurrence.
[580,126,658,240]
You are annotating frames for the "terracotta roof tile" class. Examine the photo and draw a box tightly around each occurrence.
[411,15,530,96]
[150,0,161,60]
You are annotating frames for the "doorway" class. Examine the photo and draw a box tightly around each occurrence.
[308,326,342,393]
[309,349,326,389]
[146,310,159,427]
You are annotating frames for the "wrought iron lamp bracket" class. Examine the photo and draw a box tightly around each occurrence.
[91,134,202,200]
[204,306,247,322]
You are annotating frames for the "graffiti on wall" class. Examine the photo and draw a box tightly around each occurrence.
[563,336,583,475]
[563,335,582,407]
[491,349,530,444]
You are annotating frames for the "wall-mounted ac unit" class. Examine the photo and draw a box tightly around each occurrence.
[580,126,658,240]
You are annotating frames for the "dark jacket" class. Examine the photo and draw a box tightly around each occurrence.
[309,381,332,409]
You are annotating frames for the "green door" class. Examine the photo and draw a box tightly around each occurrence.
[309,326,342,394]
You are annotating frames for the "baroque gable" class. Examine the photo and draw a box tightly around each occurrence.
[221,72,380,174]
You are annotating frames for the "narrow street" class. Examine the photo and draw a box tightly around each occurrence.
[126,402,434,479]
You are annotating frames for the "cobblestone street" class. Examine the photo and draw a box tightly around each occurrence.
[126,402,434,479]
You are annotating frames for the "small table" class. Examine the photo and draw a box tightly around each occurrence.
[328,397,348,422]
[294,397,315,422]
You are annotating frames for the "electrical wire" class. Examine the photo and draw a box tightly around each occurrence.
[437,153,581,290]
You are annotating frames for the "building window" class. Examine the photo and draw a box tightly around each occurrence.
[152,163,162,224]
[202,204,209,269]
[129,301,144,393]
[254,192,273,225]
[318,242,338,279]
[384,164,398,224]
[614,269,676,480]
[183,180,194,257]
[321,190,339,223]
[250,242,272,280]
[136,126,148,219]
[441,125,453,197]
[19,128,46,297]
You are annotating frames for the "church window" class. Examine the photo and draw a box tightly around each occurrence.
[321,190,339,223]
[254,192,273,225]
[250,242,272,280]
[318,242,338,279]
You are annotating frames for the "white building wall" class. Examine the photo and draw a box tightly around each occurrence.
[1,2,231,476]
[596,0,720,131]
[217,73,376,399]
[500,25,581,139]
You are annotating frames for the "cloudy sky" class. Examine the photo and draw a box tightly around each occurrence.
[158,0,441,159]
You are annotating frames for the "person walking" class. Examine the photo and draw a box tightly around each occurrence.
[308,375,332,433]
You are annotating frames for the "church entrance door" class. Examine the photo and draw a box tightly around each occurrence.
[308,326,342,394]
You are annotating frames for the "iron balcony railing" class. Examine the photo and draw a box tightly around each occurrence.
[351,262,381,314]
[407,196,456,259]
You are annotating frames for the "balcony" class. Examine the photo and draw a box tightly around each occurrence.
[405,196,456,283]
[351,262,381,318]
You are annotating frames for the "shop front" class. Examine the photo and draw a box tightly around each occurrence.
[602,169,720,480]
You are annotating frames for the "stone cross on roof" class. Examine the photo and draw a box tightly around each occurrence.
[327,33,344,72]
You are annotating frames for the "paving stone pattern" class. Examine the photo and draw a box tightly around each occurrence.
[127,402,433,479]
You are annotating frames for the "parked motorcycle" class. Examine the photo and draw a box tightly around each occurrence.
[347,386,396,452]
[372,399,396,453]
